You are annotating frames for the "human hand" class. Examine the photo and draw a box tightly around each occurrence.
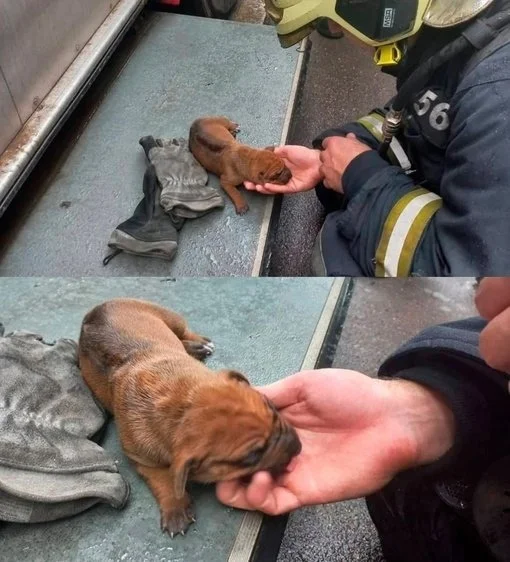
[476,277,510,374]
[244,145,322,194]
[216,369,454,515]
[320,134,371,193]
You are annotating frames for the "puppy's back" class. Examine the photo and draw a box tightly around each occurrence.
[189,117,236,176]
[79,299,183,378]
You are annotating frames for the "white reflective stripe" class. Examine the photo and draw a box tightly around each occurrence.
[360,115,412,171]
[383,192,442,277]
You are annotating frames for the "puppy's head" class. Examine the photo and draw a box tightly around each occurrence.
[256,152,292,185]
[168,370,301,498]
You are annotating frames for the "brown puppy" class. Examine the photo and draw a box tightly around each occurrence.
[78,298,301,537]
[189,116,292,215]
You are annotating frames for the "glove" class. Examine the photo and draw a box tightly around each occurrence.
[103,163,179,265]
[139,136,224,221]
[0,329,129,523]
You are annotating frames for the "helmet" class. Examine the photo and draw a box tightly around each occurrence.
[424,0,494,27]
[265,0,495,50]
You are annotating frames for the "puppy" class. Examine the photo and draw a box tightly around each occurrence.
[78,298,301,537]
[189,116,292,215]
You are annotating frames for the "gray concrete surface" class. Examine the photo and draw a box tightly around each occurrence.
[0,277,334,562]
[0,13,299,277]
[278,277,477,562]
[269,33,395,276]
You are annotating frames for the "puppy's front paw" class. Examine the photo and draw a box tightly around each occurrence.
[183,338,215,360]
[235,203,249,215]
[161,505,196,538]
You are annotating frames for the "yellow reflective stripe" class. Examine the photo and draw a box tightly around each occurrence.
[375,188,442,277]
[358,115,382,142]
[357,114,412,171]
[358,115,383,141]
[396,198,442,276]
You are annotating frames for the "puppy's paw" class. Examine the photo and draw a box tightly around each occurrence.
[235,203,249,216]
[161,505,196,538]
[183,338,215,360]
[229,123,241,137]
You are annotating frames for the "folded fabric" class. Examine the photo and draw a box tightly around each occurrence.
[103,164,179,265]
[139,136,224,220]
[0,326,129,523]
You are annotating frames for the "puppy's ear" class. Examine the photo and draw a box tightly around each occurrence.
[219,369,251,386]
[264,145,276,152]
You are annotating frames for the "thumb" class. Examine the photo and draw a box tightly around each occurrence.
[346,133,357,139]
[273,145,289,158]
[256,373,304,409]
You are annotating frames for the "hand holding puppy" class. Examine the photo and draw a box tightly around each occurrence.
[243,135,371,195]
[244,145,323,194]
[216,368,454,515]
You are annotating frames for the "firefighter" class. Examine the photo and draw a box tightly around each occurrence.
[248,0,510,277]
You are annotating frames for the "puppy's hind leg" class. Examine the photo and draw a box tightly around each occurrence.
[182,339,215,361]
[145,303,214,360]
[135,463,195,537]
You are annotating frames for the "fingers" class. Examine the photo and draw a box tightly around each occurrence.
[244,181,286,195]
[479,306,510,374]
[216,472,301,516]
[475,277,510,320]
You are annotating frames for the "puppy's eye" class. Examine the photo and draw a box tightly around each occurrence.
[240,447,266,467]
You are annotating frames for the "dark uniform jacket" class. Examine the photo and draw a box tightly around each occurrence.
[314,1,510,276]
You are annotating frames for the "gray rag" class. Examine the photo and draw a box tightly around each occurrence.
[0,325,129,523]
[146,137,225,219]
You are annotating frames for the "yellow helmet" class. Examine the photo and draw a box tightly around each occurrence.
[266,0,495,50]
[424,0,494,27]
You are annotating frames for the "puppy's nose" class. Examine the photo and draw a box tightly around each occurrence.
[280,168,292,184]
[289,432,302,457]
[285,426,302,458]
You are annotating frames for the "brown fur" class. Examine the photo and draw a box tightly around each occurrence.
[78,298,301,537]
[189,116,292,215]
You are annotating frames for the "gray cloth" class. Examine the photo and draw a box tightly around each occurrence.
[0,326,129,523]
[144,137,225,219]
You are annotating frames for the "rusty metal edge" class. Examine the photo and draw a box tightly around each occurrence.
[0,0,148,217]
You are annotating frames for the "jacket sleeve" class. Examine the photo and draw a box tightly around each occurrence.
[313,77,510,276]
[379,318,510,478]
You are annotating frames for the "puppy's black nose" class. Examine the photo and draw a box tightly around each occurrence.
[285,428,301,458]
[280,168,292,184]
[290,434,302,457]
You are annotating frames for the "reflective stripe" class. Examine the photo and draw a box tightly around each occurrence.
[375,188,442,277]
[358,114,412,171]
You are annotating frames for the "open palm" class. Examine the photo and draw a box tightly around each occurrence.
[216,369,415,515]
[244,146,323,194]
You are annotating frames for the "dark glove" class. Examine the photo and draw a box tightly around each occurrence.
[103,164,179,265]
